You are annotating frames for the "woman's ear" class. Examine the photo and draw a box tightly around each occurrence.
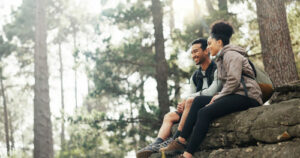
[217,39,223,47]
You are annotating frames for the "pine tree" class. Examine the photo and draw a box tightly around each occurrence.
[255,0,299,87]
[33,0,53,157]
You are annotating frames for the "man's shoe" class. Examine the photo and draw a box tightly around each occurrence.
[159,137,173,148]
[136,143,160,158]
[160,138,186,152]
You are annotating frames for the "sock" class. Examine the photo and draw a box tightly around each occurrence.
[154,137,164,144]
[172,130,181,139]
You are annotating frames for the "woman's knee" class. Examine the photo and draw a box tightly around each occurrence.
[197,108,210,120]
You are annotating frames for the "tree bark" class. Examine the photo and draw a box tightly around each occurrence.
[0,68,10,156]
[151,0,171,120]
[168,0,175,37]
[255,0,299,87]
[205,0,215,15]
[9,110,14,150]
[34,0,53,157]
[174,71,181,102]
[58,42,65,151]
[73,32,78,109]
[194,0,200,18]
[218,0,228,13]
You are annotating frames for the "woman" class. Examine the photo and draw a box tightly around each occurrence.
[160,20,262,158]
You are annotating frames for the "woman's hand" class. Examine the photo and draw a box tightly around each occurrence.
[208,95,218,105]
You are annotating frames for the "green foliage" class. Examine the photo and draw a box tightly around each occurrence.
[0,36,16,59]
[102,2,151,29]
[62,108,160,158]
[4,0,35,43]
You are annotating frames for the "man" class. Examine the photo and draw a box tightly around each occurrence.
[136,38,222,158]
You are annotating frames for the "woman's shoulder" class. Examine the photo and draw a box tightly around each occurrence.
[223,50,244,62]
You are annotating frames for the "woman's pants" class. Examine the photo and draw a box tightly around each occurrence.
[180,94,260,154]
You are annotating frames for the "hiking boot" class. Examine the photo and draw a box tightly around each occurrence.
[136,142,161,158]
[160,138,186,152]
[159,137,174,148]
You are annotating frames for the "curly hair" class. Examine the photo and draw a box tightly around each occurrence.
[210,20,234,46]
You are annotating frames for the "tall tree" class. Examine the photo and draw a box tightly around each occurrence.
[34,0,53,157]
[8,110,14,151]
[255,0,299,87]
[151,0,171,119]
[0,34,16,157]
[218,0,228,13]
[58,40,65,152]
[0,67,10,156]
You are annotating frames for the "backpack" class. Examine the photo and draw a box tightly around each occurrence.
[241,60,274,103]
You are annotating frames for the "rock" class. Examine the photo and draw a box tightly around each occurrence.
[197,98,300,149]
[149,98,300,158]
[270,81,300,103]
[193,138,300,158]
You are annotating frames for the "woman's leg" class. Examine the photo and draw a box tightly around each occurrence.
[159,96,213,152]
[179,96,212,140]
[185,94,259,155]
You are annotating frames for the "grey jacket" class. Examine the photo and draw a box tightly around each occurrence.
[214,45,263,105]
[188,70,222,97]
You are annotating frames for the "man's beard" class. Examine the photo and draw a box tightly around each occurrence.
[196,57,205,65]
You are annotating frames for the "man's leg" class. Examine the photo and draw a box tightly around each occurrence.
[177,97,194,131]
[157,111,181,140]
[160,96,212,152]
[136,111,181,158]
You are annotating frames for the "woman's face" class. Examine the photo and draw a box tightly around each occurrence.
[207,37,222,56]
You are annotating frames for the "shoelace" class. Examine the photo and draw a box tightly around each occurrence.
[159,137,174,148]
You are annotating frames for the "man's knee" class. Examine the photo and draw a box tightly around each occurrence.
[185,98,194,109]
[164,111,180,122]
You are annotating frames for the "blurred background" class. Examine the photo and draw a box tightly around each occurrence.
[0,0,299,157]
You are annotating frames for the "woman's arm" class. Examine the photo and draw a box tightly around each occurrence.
[214,51,243,100]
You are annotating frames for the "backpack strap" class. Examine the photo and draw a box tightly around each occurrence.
[220,54,256,97]
[240,77,248,97]
[240,59,257,97]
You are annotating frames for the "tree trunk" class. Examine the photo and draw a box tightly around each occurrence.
[151,0,171,120]
[168,0,175,37]
[9,110,14,150]
[0,68,10,156]
[205,0,215,15]
[58,42,65,151]
[193,0,200,18]
[174,71,181,102]
[218,0,228,13]
[34,0,53,157]
[255,0,299,88]
[73,31,78,109]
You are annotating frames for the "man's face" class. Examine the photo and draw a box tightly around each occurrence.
[191,43,207,65]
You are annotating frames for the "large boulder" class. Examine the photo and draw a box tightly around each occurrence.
[150,98,300,158]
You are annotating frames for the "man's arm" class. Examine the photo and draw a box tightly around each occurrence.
[189,70,222,97]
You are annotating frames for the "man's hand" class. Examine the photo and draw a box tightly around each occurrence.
[177,100,186,113]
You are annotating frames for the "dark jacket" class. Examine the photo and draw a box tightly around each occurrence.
[192,61,217,92]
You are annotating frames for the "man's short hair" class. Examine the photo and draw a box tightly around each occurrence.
[191,38,208,51]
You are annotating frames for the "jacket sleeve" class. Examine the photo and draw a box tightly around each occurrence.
[190,70,222,97]
[214,52,243,100]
